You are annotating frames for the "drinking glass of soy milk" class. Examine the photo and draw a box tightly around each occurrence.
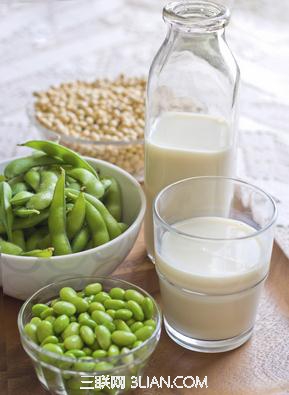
[144,0,240,260]
[154,177,277,352]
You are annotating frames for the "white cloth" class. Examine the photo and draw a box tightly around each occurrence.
[0,0,289,257]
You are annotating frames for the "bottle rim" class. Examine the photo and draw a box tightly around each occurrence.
[163,0,230,32]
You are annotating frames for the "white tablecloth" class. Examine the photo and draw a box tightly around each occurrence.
[1,0,289,256]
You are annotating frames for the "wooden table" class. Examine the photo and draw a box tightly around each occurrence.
[1,229,289,395]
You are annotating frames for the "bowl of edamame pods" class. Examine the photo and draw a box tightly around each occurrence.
[18,277,161,395]
[0,140,146,300]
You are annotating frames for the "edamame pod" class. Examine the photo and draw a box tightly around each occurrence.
[104,177,122,222]
[66,192,86,239]
[11,182,28,195]
[21,140,97,177]
[11,230,26,250]
[27,170,58,210]
[67,168,104,199]
[71,227,90,253]
[48,169,71,256]
[85,201,110,247]
[0,181,13,241]
[24,168,40,191]
[14,208,40,217]
[10,191,34,206]
[4,152,62,179]
[0,238,22,255]
[26,227,48,250]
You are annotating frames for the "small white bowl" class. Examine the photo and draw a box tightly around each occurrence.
[0,157,146,300]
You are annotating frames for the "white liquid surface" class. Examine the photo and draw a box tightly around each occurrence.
[144,112,234,257]
[156,217,268,340]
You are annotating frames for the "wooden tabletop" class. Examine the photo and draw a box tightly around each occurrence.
[1,228,289,395]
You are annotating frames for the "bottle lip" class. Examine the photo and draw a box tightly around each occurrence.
[163,0,230,32]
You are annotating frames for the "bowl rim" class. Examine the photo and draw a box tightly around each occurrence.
[27,100,144,146]
[18,276,162,370]
[0,155,146,260]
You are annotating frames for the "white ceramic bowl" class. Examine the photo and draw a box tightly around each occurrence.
[0,157,146,300]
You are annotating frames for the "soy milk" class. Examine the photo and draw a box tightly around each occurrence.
[156,217,268,340]
[144,112,234,258]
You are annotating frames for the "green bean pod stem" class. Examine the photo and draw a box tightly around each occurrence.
[0,181,13,241]
[0,238,22,255]
[66,192,86,240]
[21,140,97,177]
[27,171,58,210]
[67,168,104,199]
[4,152,62,179]
[104,177,122,222]
[21,248,54,257]
[48,168,71,256]
[85,201,110,247]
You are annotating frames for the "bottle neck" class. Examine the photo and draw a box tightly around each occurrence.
[163,1,230,34]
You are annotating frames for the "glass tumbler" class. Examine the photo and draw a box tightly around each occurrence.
[154,177,277,353]
[144,0,240,260]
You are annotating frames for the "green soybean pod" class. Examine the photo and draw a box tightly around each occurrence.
[10,191,34,206]
[11,182,28,195]
[126,300,144,322]
[24,168,40,191]
[67,168,104,199]
[21,140,97,177]
[95,325,111,350]
[66,189,122,240]
[0,238,23,255]
[124,289,145,305]
[11,230,26,250]
[66,192,86,239]
[24,323,38,343]
[134,326,154,341]
[13,208,40,217]
[26,227,47,250]
[12,208,49,231]
[104,177,122,222]
[0,181,13,241]
[53,314,70,335]
[80,325,95,346]
[53,301,76,316]
[36,234,51,250]
[36,321,54,343]
[27,170,59,210]
[109,287,125,300]
[48,168,71,256]
[4,151,62,179]
[85,201,110,247]
[111,331,136,347]
[142,297,154,320]
[71,226,90,253]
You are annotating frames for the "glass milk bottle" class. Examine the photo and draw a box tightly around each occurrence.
[144,0,240,259]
